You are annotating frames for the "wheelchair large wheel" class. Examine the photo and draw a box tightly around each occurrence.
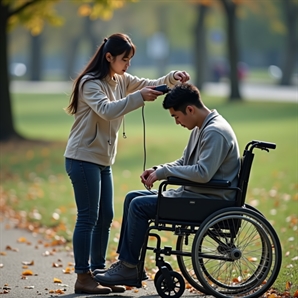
[155,270,185,298]
[176,232,208,294]
[192,207,282,298]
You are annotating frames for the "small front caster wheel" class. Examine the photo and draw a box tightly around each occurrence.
[155,271,185,298]
[154,262,173,287]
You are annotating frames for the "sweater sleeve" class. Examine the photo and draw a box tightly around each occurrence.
[123,71,178,95]
[81,80,144,120]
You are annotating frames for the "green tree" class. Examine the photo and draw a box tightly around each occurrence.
[0,0,134,141]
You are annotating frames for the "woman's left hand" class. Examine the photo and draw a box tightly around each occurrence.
[174,71,190,83]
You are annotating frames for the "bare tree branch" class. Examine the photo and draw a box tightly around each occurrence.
[8,0,42,18]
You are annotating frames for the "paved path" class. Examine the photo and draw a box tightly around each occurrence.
[0,218,206,298]
[10,81,297,103]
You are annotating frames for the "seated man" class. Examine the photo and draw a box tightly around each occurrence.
[95,83,240,286]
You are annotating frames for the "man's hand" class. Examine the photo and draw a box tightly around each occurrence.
[140,168,158,189]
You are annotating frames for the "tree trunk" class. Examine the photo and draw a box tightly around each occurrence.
[221,0,241,100]
[156,4,168,78]
[279,0,298,86]
[0,3,21,141]
[65,36,81,80]
[194,4,208,90]
[29,33,42,81]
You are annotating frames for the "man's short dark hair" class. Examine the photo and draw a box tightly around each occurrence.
[162,83,203,114]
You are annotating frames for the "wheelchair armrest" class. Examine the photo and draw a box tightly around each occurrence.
[165,176,231,188]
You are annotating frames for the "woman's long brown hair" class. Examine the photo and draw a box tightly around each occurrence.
[65,33,136,115]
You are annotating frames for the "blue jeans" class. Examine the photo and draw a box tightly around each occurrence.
[117,190,158,265]
[65,158,114,273]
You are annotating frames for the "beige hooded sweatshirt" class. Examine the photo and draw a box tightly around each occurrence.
[64,71,178,166]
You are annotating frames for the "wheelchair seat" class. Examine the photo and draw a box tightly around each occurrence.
[155,140,276,225]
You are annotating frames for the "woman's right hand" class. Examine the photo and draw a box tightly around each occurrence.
[140,86,163,102]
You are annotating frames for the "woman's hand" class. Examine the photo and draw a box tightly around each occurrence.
[174,71,190,83]
[140,86,163,102]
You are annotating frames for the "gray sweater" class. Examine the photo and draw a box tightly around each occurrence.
[155,110,240,201]
[64,71,178,166]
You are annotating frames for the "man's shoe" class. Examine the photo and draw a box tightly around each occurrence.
[94,261,138,287]
[93,261,148,281]
[92,260,121,276]
[74,271,112,294]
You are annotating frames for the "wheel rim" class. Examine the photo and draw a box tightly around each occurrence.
[192,210,279,298]
[176,233,208,294]
[156,271,185,298]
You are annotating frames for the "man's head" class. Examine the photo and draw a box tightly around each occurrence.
[163,83,209,130]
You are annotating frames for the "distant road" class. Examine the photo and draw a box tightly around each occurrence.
[11,81,297,103]
[203,82,297,103]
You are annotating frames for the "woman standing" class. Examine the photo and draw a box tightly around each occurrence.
[64,32,190,294]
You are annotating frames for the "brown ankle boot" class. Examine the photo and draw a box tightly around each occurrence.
[106,284,126,293]
[74,271,112,294]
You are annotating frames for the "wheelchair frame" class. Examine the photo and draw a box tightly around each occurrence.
[136,140,282,298]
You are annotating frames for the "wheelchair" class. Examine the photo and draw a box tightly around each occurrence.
[136,140,282,298]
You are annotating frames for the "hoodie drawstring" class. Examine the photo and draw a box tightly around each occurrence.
[122,116,127,139]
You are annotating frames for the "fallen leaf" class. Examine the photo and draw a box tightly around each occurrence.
[22,269,34,276]
[24,285,35,289]
[285,281,292,290]
[62,267,72,274]
[294,290,298,297]
[17,237,27,243]
[55,289,65,294]
[0,251,7,255]
[53,277,62,283]
[267,294,278,298]
[22,260,34,266]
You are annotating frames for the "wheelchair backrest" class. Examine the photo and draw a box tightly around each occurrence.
[236,140,276,206]
[236,149,255,207]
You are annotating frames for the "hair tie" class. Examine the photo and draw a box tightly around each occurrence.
[104,38,108,43]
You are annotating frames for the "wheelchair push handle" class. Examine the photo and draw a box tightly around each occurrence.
[246,140,276,152]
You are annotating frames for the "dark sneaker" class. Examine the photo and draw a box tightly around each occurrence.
[92,261,121,276]
[94,261,138,287]
[93,261,149,281]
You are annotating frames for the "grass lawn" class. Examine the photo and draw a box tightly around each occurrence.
[1,90,297,295]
